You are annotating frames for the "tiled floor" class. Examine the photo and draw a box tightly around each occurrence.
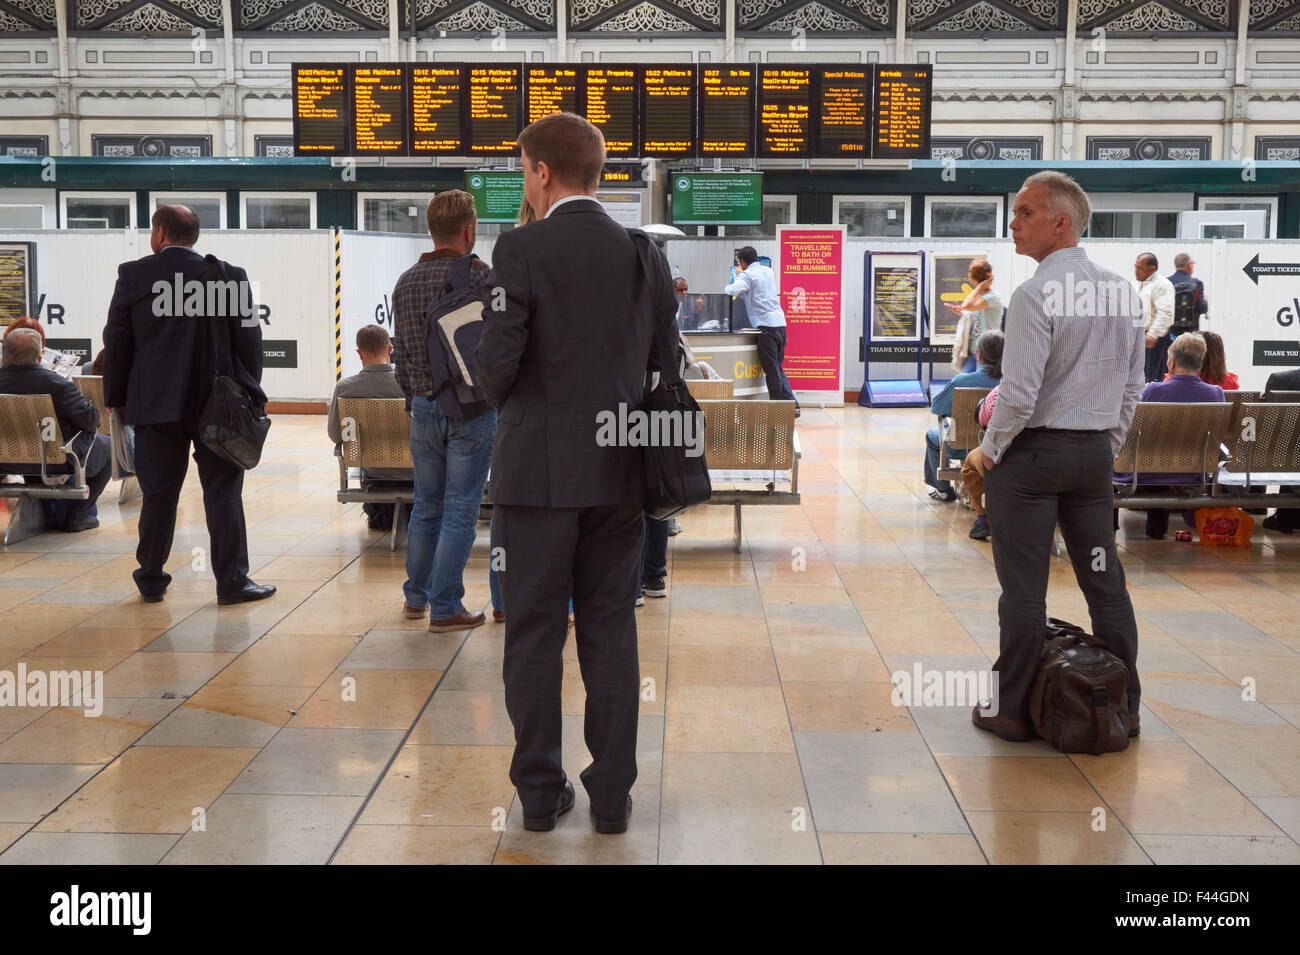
[1,408,1298,865]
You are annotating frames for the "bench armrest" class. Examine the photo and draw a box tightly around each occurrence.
[336,448,349,492]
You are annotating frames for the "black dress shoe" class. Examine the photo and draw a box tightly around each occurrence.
[523,780,574,832]
[63,516,99,533]
[217,583,277,606]
[592,795,633,834]
[140,592,165,604]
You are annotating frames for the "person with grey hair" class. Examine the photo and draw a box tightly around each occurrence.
[964,170,1146,743]
[0,327,113,531]
[1167,251,1207,338]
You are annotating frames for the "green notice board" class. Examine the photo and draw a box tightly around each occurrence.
[671,173,762,225]
[465,171,525,223]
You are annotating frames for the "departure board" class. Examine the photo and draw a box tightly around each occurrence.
[815,66,871,158]
[467,66,522,154]
[757,67,812,158]
[641,66,695,158]
[583,66,638,157]
[699,66,755,157]
[873,65,931,159]
[351,64,407,155]
[409,65,464,155]
[293,65,349,156]
[526,66,579,124]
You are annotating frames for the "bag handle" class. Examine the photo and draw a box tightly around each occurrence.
[203,254,236,378]
[627,229,683,392]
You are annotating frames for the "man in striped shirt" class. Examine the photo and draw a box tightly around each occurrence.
[964,171,1146,742]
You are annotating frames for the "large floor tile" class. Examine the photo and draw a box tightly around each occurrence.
[0,832,179,865]
[162,794,363,864]
[966,812,1152,865]
[359,745,516,828]
[0,763,103,824]
[664,685,795,753]
[332,825,500,865]
[820,832,987,865]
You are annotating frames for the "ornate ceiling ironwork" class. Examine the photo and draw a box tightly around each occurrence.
[739,0,887,31]
[1079,0,1229,31]
[76,0,222,29]
[571,0,720,31]
[1250,0,1300,28]
[415,0,554,30]
[0,0,56,30]
[239,0,386,30]
[911,0,1061,30]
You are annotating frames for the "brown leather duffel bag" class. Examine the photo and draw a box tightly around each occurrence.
[1029,618,1131,754]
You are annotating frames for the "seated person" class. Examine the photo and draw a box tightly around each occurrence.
[1263,363,1300,534]
[924,330,1003,502]
[1124,332,1225,539]
[961,384,999,541]
[0,328,111,531]
[2,316,80,378]
[327,324,413,532]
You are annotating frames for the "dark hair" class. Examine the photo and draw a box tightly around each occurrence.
[1197,331,1228,384]
[736,246,759,266]
[974,329,1004,379]
[355,324,391,357]
[517,112,605,191]
[3,315,44,345]
[152,205,200,246]
[91,348,105,376]
[1138,252,1158,270]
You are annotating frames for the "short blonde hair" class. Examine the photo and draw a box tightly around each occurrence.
[1021,170,1092,240]
[1169,332,1207,373]
[426,189,476,240]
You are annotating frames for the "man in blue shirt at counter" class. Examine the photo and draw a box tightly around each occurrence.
[724,246,799,415]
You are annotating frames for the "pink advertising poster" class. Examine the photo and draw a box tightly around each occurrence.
[777,225,845,402]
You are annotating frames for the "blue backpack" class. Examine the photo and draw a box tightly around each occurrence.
[424,254,489,421]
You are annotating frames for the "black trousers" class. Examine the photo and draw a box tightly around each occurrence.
[494,500,642,818]
[133,420,251,599]
[1144,333,1171,383]
[755,326,798,405]
[984,429,1141,723]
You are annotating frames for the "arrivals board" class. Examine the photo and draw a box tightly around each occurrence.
[350,64,407,155]
[293,65,349,156]
[757,67,812,158]
[698,66,755,157]
[873,66,931,158]
[467,66,522,154]
[526,66,580,124]
[583,66,638,157]
[641,66,695,158]
[815,66,871,158]
[409,65,464,155]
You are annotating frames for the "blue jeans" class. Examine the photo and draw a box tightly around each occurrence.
[924,426,967,494]
[403,397,497,618]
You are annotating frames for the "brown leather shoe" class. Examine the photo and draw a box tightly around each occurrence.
[403,604,427,620]
[1129,711,1140,738]
[493,609,505,623]
[971,702,1036,742]
[429,608,486,632]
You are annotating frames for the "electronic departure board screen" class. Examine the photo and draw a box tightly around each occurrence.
[584,66,638,157]
[293,65,349,156]
[468,66,522,154]
[526,66,579,124]
[757,67,812,158]
[641,66,695,158]
[873,66,932,159]
[699,66,755,157]
[409,65,464,155]
[815,66,871,158]
[351,64,407,155]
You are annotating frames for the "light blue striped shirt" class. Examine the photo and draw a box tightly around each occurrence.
[980,246,1146,463]
[724,262,785,328]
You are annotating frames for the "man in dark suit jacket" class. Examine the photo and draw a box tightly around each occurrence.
[475,113,677,835]
[103,205,274,605]
[1263,365,1300,533]
[0,327,111,530]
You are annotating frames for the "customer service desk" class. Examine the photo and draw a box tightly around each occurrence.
[683,330,768,398]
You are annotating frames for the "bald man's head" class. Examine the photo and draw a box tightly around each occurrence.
[151,205,200,248]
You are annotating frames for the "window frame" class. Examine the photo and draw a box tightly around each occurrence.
[240,191,318,230]
[832,194,911,238]
[60,190,137,229]
[149,191,228,230]
[923,196,1003,239]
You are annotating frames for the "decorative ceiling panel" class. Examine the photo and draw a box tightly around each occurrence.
[571,0,720,31]
[910,0,1061,30]
[1249,0,1300,28]
[0,0,56,30]
[1079,0,1229,31]
[240,0,386,29]
[740,0,887,30]
[414,0,554,29]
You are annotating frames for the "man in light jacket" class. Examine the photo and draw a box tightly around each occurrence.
[1135,252,1175,382]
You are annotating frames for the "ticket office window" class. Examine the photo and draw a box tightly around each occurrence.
[722,196,797,238]
[242,193,316,229]
[359,194,434,235]
[1197,197,1278,239]
[150,192,227,230]
[1087,212,1178,239]
[833,196,910,238]
[61,192,137,229]
[924,197,1002,238]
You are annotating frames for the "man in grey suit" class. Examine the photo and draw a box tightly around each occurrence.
[474,113,677,835]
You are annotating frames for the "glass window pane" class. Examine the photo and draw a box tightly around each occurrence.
[155,197,221,230]
[838,200,906,237]
[1202,201,1272,236]
[67,198,130,229]
[245,198,311,229]
[363,198,432,234]
[728,200,793,238]
[930,202,997,238]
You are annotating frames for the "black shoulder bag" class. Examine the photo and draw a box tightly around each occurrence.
[197,254,271,470]
[629,230,711,520]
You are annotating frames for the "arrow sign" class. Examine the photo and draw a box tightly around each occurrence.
[1243,253,1300,285]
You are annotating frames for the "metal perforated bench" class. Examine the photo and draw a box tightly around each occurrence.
[685,378,735,401]
[936,387,991,483]
[1214,403,1300,502]
[1112,402,1231,508]
[696,398,800,552]
[0,393,91,545]
[335,397,416,551]
[72,375,140,504]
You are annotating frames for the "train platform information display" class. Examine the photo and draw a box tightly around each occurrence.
[293,65,348,155]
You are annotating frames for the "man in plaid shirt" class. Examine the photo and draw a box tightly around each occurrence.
[391,189,495,632]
